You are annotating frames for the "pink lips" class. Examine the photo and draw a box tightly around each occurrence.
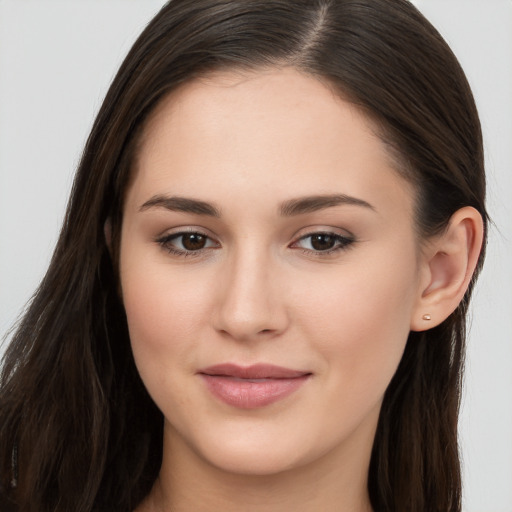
[198,363,311,409]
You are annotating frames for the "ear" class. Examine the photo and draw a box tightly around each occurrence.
[410,206,484,332]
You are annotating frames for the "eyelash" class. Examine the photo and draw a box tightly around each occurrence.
[156,230,218,258]
[155,230,355,258]
[292,232,355,255]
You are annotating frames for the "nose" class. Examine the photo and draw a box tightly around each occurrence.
[212,246,289,342]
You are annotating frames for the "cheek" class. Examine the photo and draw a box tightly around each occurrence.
[293,249,418,393]
[120,252,213,378]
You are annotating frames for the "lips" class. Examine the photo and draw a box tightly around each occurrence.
[198,363,311,409]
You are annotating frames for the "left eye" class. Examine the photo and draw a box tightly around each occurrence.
[294,232,354,252]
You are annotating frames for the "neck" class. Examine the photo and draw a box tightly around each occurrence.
[137,423,374,512]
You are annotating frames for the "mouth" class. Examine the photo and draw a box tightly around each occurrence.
[198,363,312,409]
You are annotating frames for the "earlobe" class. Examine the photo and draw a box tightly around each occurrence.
[410,207,484,332]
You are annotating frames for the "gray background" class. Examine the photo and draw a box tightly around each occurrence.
[0,1,511,510]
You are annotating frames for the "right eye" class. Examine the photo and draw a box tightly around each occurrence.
[156,231,219,256]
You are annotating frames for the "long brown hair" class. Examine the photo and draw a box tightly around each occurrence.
[0,1,487,510]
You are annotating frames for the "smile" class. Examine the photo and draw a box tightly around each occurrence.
[198,363,312,409]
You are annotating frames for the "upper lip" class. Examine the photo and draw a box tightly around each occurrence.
[199,363,310,379]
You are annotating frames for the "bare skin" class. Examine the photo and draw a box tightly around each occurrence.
[122,67,483,512]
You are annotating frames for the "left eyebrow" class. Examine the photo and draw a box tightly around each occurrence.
[279,194,376,216]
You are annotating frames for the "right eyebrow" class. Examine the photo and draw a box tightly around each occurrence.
[139,195,221,217]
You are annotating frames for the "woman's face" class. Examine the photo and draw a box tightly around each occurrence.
[120,67,426,476]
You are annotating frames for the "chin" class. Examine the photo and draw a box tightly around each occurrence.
[201,443,306,477]
[185,418,343,479]
[170,418,311,477]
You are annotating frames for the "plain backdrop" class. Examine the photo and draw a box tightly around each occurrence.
[0,1,511,511]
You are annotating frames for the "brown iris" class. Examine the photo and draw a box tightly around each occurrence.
[310,234,337,251]
[181,233,207,251]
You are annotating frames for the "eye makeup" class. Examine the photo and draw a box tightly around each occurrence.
[155,228,356,259]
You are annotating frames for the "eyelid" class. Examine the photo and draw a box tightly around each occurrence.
[292,225,355,239]
[154,225,356,258]
[157,224,215,235]
[155,227,220,257]
[289,228,356,255]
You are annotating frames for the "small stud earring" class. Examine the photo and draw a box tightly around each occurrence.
[422,314,432,321]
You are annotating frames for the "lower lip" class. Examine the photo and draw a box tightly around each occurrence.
[200,374,310,409]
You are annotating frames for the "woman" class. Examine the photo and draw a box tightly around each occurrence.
[0,1,487,511]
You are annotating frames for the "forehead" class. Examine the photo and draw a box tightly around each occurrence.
[139,67,377,162]
[129,67,414,220]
